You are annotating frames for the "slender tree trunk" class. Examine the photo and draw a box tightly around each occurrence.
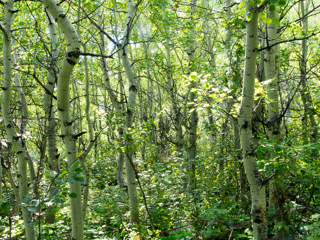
[264,8,289,239]
[186,0,198,189]
[203,0,217,137]
[42,0,83,238]
[239,1,268,239]
[1,1,35,239]
[99,1,128,188]
[43,8,60,224]
[118,0,139,223]
[299,0,318,155]
[162,7,183,161]
[76,0,92,221]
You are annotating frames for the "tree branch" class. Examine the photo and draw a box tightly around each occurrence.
[80,6,118,46]
[0,23,9,41]
[258,30,320,51]
[80,52,113,58]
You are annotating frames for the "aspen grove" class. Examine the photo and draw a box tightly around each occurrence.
[1,0,320,239]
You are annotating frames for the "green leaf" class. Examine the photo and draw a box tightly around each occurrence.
[53,196,64,204]
[236,234,247,238]
[55,179,62,185]
[29,221,36,226]
[300,169,306,175]
[239,0,245,9]
[72,160,80,170]
[264,18,273,25]
[258,14,265,19]
[74,177,85,183]
[269,4,276,11]
[75,167,83,173]
[273,18,280,25]
[26,206,36,212]
[22,194,32,203]
[84,2,91,8]
[277,0,286,7]
[190,72,197,79]
[69,192,78,199]
[1,202,9,211]
[269,0,278,3]
[66,177,75,183]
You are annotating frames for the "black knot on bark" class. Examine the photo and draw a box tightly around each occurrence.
[13,136,20,141]
[252,204,266,225]
[67,49,80,58]
[67,59,77,65]
[129,85,137,92]
[72,132,86,139]
[66,50,81,66]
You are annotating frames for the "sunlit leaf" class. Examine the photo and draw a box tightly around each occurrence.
[239,1,245,9]
[264,18,273,25]
[273,18,280,25]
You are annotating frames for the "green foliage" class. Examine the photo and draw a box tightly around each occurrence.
[1,0,320,239]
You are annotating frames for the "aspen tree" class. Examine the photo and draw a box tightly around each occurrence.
[117,0,139,223]
[162,6,184,160]
[42,0,83,238]
[97,0,128,188]
[76,0,92,221]
[299,0,318,152]
[238,0,268,238]
[139,21,156,144]
[43,8,60,224]
[186,0,198,188]
[264,7,290,239]
[223,0,249,211]
[203,0,217,136]
[1,0,35,238]
[263,5,283,236]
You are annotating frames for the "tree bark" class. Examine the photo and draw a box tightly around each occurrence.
[299,0,318,154]
[186,0,198,189]
[1,1,35,239]
[43,8,60,224]
[118,0,139,223]
[42,0,83,238]
[239,1,268,239]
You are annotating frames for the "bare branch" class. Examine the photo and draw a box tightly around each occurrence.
[258,30,320,51]
[0,23,9,41]
[80,52,113,58]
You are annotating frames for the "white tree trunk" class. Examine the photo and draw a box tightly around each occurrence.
[239,1,268,239]
[1,0,35,239]
[299,0,318,149]
[118,0,139,223]
[42,0,83,238]
[43,8,60,224]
